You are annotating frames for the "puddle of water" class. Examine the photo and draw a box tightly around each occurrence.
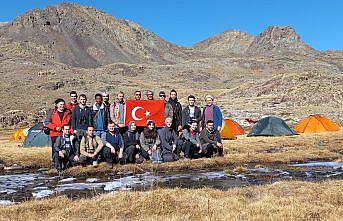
[0,161,342,204]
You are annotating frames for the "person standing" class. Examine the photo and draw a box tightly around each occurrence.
[201,95,223,131]
[45,98,72,162]
[182,95,202,128]
[102,92,111,109]
[110,91,126,134]
[159,91,173,121]
[92,94,110,136]
[146,90,154,100]
[65,91,79,112]
[134,90,142,100]
[71,94,92,140]
[167,89,182,132]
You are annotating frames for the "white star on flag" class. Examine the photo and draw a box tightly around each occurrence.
[144,111,150,117]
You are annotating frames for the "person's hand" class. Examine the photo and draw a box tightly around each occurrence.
[198,149,202,154]
[118,123,125,128]
[118,150,123,159]
[172,144,176,152]
[73,155,79,162]
[177,125,183,131]
[110,148,116,154]
[58,151,64,158]
[136,144,140,149]
[217,142,222,147]
[152,145,157,151]
[196,143,200,147]
[56,126,61,131]
[90,153,96,158]
[148,150,152,155]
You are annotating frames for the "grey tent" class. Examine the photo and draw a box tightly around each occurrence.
[247,116,297,137]
[23,123,52,147]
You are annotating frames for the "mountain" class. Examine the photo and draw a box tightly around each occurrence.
[193,30,255,55]
[0,3,189,68]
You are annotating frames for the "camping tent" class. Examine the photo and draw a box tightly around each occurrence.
[295,115,340,133]
[247,116,297,137]
[220,119,245,139]
[10,129,27,141]
[23,123,52,147]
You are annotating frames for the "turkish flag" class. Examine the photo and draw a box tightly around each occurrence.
[125,100,165,127]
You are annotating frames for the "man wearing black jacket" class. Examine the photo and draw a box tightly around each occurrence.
[167,89,182,132]
[54,125,80,172]
[182,95,201,128]
[71,94,93,140]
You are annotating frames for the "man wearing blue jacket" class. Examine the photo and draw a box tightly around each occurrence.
[201,95,223,131]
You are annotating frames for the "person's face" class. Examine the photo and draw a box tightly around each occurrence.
[108,124,115,132]
[188,97,195,106]
[170,92,177,100]
[147,92,153,100]
[63,126,70,135]
[165,119,172,128]
[103,94,109,103]
[190,122,198,131]
[134,92,141,100]
[95,96,103,104]
[80,97,87,105]
[207,123,214,131]
[159,93,166,100]
[57,102,65,111]
[87,127,94,136]
[70,94,77,103]
[117,93,124,102]
[130,123,137,131]
[206,98,213,106]
[148,122,155,130]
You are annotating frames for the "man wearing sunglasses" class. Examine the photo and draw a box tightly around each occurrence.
[134,91,142,100]
[159,91,173,121]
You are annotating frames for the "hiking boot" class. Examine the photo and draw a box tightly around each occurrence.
[184,158,190,161]
[107,162,113,169]
[93,161,98,168]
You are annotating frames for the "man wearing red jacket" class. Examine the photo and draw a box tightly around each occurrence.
[45,98,72,164]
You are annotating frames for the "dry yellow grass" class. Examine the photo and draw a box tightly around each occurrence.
[0,132,342,175]
[0,180,341,221]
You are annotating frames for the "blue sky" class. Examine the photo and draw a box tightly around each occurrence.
[0,0,342,50]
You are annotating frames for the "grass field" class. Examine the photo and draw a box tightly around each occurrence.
[0,180,341,221]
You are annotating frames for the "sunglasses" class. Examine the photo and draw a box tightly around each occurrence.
[159,95,166,97]
[135,94,141,96]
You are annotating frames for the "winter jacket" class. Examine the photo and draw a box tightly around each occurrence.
[65,102,79,112]
[92,103,110,131]
[182,129,201,146]
[201,105,223,129]
[140,133,161,151]
[200,129,222,145]
[123,131,140,148]
[71,105,93,131]
[80,135,104,157]
[110,102,126,125]
[167,98,182,128]
[54,134,79,156]
[182,106,202,126]
[45,109,72,137]
[158,126,178,153]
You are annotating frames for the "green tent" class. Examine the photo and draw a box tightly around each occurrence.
[247,116,297,137]
[23,123,52,147]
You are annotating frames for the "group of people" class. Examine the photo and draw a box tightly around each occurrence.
[44,90,224,172]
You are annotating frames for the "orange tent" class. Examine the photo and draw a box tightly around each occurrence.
[10,129,27,141]
[220,119,245,139]
[295,115,340,133]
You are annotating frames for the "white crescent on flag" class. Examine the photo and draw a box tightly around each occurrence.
[132,106,144,120]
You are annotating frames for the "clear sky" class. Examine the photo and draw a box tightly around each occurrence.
[0,0,342,50]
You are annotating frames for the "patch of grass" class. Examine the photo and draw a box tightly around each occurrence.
[0,180,341,220]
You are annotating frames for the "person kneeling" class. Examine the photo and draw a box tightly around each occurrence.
[54,125,80,172]
[79,126,104,167]
[101,122,124,168]
[140,120,162,164]
[200,120,223,157]
[158,117,179,162]
[182,120,202,160]
[122,122,143,164]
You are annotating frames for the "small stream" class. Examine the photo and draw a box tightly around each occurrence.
[0,161,342,205]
